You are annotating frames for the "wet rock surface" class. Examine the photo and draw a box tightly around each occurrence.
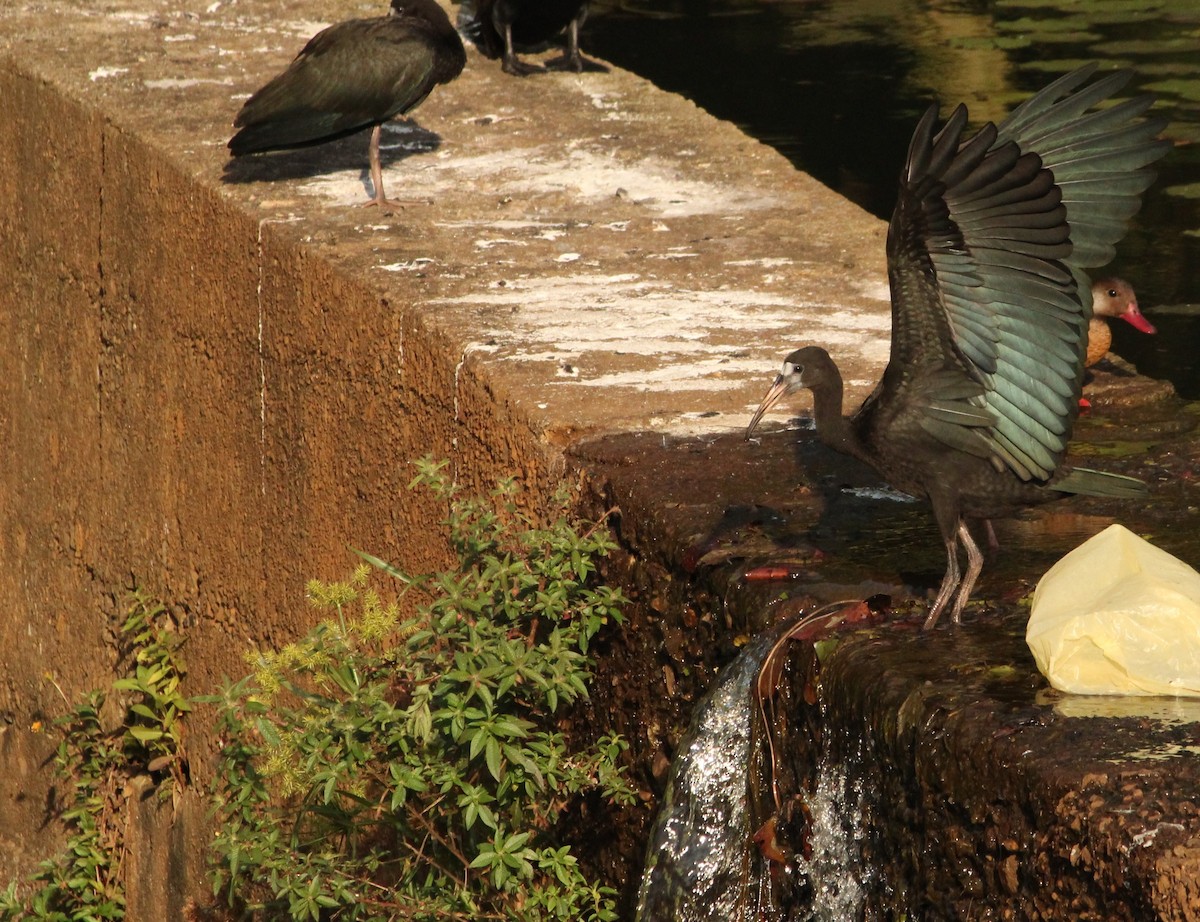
[574,387,1200,918]
[813,604,1200,920]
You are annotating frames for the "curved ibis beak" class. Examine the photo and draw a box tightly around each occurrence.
[746,375,789,439]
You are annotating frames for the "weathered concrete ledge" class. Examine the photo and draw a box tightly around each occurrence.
[756,604,1200,920]
[2,0,1199,918]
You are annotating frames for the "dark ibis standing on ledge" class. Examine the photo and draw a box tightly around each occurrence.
[471,0,605,75]
[228,0,466,210]
[746,66,1168,630]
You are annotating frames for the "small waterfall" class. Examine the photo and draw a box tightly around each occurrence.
[799,733,872,921]
[636,601,883,921]
[635,628,777,921]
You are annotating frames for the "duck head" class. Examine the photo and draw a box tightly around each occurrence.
[1091,277,1156,334]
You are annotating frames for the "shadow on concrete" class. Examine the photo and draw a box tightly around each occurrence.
[781,427,942,593]
[219,121,443,190]
[666,421,935,605]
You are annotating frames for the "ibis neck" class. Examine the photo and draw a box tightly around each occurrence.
[808,372,861,457]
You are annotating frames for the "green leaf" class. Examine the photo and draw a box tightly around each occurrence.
[485,737,502,782]
[477,801,498,831]
[129,703,159,721]
[503,830,531,851]
[352,547,417,586]
[127,725,164,743]
[468,848,495,870]
[468,727,488,761]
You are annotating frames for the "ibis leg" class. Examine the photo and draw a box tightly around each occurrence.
[501,22,543,75]
[949,521,984,624]
[363,124,393,211]
[924,535,961,630]
[546,9,607,72]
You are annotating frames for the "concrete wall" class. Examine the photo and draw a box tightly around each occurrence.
[0,61,559,906]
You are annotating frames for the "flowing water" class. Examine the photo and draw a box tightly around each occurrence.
[798,735,873,921]
[636,603,886,921]
[587,0,1200,396]
[635,627,777,922]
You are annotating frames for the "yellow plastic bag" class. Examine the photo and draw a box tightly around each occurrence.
[1027,524,1200,697]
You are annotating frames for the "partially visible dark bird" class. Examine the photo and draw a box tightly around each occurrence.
[747,66,1168,630]
[471,0,604,76]
[1087,276,1156,368]
[229,0,466,210]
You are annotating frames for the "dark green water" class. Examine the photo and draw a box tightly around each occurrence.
[586,0,1200,397]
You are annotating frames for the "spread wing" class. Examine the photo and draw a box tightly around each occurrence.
[871,65,1167,481]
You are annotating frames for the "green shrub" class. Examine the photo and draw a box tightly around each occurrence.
[0,592,188,921]
[207,458,636,921]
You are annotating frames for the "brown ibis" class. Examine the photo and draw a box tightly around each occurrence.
[228,0,466,210]
[747,66,1168,629]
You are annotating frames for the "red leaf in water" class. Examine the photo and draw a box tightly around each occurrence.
[752,816,788,864]
[743,565,799,581]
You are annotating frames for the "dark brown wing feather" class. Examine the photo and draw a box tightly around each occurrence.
[229,5,465,155]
